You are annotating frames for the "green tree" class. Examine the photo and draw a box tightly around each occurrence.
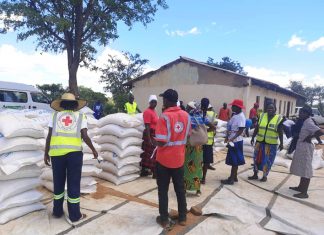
[288,81,307,106]
[78,85,107,111]
[100,52,148,111]
[207,56,247,75]
[36,83,65,101]
[0,0,167,95]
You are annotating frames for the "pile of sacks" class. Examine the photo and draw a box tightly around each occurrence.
[0,114,45,225]
[95,113,144,185]
[213,119,228,153]
[40,107,102,194]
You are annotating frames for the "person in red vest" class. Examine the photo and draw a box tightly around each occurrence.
[154,89,190,229]
[219,102,231,121]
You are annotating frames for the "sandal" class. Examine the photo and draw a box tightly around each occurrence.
[65,213,87,225]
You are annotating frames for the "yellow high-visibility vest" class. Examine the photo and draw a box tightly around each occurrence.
[124,102,138,115]
[49,111,85,157]
[256,113,282,145]
[206,110,217,145]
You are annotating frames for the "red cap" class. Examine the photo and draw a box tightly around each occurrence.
[229,99,245,109]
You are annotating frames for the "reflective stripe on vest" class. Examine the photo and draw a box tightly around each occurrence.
[256,113,282,144]
[125,102,137,115]
[49,111,83,157]
[206,111,216,145]
[160,113,190,147]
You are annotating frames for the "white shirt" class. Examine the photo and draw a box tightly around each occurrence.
[48,112,87,129]
[283,119,295,127]
[227,112,246,142]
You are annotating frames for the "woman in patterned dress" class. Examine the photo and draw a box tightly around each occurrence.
[184,100,214,196]
[289,106,324,199]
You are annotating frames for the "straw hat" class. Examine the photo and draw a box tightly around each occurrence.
[50,93,87,111]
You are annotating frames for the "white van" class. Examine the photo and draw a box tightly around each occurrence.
[0,81,51,111]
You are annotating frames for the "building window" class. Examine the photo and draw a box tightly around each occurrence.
[279,100,282,114]
[284,101,286,114]
[291,102,294,114]
[256,96,260,104]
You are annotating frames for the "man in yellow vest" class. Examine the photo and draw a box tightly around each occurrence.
[202,103,217,184]
[124,94,141,115]
[249,103,284,182]
[44,93,98,223]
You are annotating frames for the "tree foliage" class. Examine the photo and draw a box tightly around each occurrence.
[36,83,65,101]
[78,85,107,110]
[0,0,167,94]
[207,56,247,75]
[288,80,324,114]
[100,52,148,111]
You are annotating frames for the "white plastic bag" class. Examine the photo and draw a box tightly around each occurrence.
[97,171,139,185]
[0,202,45,225]
[0,114,44,138]
[0,178,40,202]
[0,165,41,181]
[0,151,43,175]
[97,124,142,138]
[100,144,143,158]
[95,135,142,149]
[0,138,43,155]
[0,190,42,213]
[98,113,142,128]
[101,152,141,168]
[98,161,140,176]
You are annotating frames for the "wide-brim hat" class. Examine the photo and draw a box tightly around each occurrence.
[229,99,245,109]
[50,93,87,111]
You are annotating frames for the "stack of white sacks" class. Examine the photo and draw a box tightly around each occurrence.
[95,113,144,185]
[0,113,45,225]
[40,107,102,194]
[273,136,324,170]
[213,119,228,153]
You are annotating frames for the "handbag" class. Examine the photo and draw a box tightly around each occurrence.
[189,115,208,146]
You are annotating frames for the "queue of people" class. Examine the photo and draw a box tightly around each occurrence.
[43,90,323,227]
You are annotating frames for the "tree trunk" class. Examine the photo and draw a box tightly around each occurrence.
[68,65,79,96]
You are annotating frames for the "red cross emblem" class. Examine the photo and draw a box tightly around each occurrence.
[62,116,73,126]
[174,122,184,133]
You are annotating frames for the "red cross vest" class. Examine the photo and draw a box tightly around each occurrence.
[49,111,83,157]
[155,107,190,168]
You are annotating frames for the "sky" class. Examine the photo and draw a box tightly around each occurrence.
[0,0,323,94]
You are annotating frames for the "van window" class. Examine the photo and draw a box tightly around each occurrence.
[31,92,49,104]
[0,90,28,103]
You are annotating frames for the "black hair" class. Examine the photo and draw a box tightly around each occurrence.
[201,98,210,119]
[266,102,277,111]
[60,100,78,110]
[300,105,312,116]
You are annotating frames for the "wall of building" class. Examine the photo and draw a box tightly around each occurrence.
[132,84,245,115]
[246,85,297,117]
[132,61,297,117]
